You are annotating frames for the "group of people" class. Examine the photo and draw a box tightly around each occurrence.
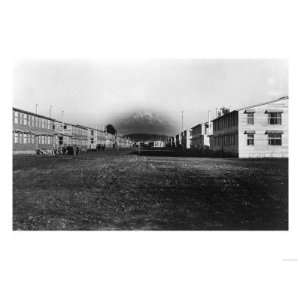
[36,145,80,156]
[56,146,80,156]
[36,143,109,156]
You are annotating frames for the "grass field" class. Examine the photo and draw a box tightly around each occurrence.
[13,151,288,230]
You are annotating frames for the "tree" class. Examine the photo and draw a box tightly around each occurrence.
[105,124,117,135]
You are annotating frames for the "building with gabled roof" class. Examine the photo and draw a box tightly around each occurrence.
[210,96,288,158]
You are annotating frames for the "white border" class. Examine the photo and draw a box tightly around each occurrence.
[1,1,299,299]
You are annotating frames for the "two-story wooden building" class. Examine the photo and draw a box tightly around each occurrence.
[13,107,56,154]
[190,121,212,150]
[71,124,89,151]
[52,120,74,149]
[95,129,106,149]
[180,129,192,150]
[210,96,288,158]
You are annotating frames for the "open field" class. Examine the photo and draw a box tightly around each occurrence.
[13,151,288,230]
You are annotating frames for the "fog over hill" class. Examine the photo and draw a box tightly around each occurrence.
[113,111,177,136]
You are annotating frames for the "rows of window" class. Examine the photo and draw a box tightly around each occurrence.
[14,111,53,129]
[246,133,282,146]
[37,136,53,144]
[213,134,237,146]
[213,133,283,147]
[13,133,53,144]
[71,139,89,146]
[72,127,88,136]
[14,133,35,144]
[14,111,108,137]
[191,126,202,136]
[213,111,283,129]
[246,112,282,125]
[214,113,238,131]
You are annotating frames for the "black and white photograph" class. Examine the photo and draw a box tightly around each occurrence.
[13,59,288,230]
[2,1,299,300]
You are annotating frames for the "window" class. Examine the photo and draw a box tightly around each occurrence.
[247,112,254,124]
[23,114,27,126]
[23,133,27,144]
[268,133,282,145]
[48,136,51,144]
[247,134,254,145]
[14,132,19,143]
[14,111,19,124]
[268,112,282,125]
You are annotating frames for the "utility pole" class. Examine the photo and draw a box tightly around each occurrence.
[181,110,184,132]
[61,110,64,123]
[49,105,53,118]
[208,110,211,135]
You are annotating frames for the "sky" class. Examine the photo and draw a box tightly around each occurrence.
[13,59,288,135]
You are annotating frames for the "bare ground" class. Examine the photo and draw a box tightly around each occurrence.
[13,151,288,230]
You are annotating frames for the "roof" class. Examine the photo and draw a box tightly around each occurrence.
[73,124,89,130]
[237,96,288,112]
[30,129,55,136]
[13,107,56,121]
[13,107,107,134]
[13,125,31,134]
[212,96,288,122]
[190,119,211,130]
[190,123,202,130]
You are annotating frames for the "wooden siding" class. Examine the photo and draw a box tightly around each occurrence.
[13,109,56,154]
[190,123,210,149]
[210,111,239,155]
[238,98,288,158]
